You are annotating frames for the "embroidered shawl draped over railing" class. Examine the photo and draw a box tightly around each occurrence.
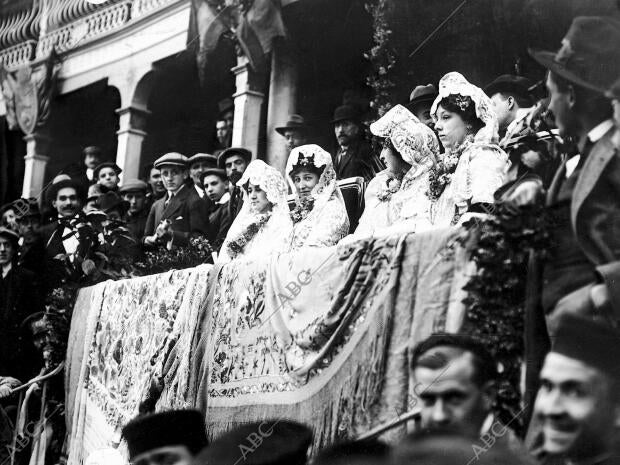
[66,229,472,460]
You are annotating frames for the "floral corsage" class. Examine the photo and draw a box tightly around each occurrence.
[376,177,402,202]
[226,213,271,258]
[290,197,315,223]
[427,152,460,202]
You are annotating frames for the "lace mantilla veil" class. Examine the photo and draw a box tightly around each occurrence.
[286,144,349,249]
[218,160,293,263]
[429,72,509,226]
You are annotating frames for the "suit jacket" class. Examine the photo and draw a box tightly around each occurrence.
[332,139,383,183]
[208,201,232,251]
[524,124,620,427]
[126,209,149,240]
[0,265,41,380]
[143,184,209,247]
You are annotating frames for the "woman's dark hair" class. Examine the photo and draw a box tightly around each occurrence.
[290,163,323,178]
[438,94,485,134]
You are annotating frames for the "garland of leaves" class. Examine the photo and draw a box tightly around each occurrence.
[225,213,271,259]
[364,0,397,118]
[458,203,551,436]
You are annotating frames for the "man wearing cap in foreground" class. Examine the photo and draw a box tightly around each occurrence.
[505,17,620,420]
[218,147,251,220]
[122,410,207,465]
[143,153,209,248]
[331,104,383,182]
[194,419,312,465]
[405,84,438,129]
[530,314,620,465]
[0,226,41,390]
[276,114,310,153]
[120,179,150,239]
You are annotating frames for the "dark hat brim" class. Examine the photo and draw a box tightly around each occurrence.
[217,148,252,169]
[48,179,86,204]
[0,227,19,244]
[275,124,309,136]
[405,94,438,113]
[529,48,606,93]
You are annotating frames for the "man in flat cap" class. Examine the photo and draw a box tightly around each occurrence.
[200,168,230,251]
[505,17,620,418]
[331,104,384,182]
[530,314,620,464]
[218,147,251,221]
[188,153,218,200]
[122,410,207,465]
[405,84,438,129]
[276,114,310,153]
[120,180,150,240]
[194,419,312,465]
[143,153,209,248]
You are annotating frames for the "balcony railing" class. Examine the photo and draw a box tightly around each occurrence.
[0,0,183,69]
[0,40,36,69]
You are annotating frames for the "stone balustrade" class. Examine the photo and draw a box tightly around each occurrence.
[0,0,183,68]
[0,40,36,70]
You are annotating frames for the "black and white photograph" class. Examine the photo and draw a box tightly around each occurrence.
[1,0,620,464]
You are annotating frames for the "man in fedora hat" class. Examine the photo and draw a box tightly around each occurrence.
[406,84,438,129]
[505,17,620,423]
[276,114,310,152]
[530,314,620,464]
[143,153,209,248]
[331,104,383,182]
[485,75,534,140]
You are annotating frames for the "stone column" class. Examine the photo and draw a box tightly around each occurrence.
[22,132,51,199]
[231,56,265,158]
[115,104,150,181]
[265,40,298,173]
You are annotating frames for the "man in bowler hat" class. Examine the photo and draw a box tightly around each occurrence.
[406,84,438,129]
[276,114,310,153]
[331,104,383,182]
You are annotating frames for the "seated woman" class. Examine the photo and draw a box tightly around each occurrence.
[218,160,292,263]
[354,104,440,237]
[286,144,349,249]
[429,72,509,226]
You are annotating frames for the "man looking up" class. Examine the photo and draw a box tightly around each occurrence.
[532,314,620,465]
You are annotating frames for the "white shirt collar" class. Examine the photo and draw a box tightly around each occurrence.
[194,184,205,198]
[2,262,12,278]
[167,184,185,200]
[86,168,94,181]
[218,192,231,205]
[587,119,614,144]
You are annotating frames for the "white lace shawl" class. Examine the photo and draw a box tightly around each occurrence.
[218,160,293,263]
[286,144,349,249]
[352,105,439,237]
[428,72,509,226]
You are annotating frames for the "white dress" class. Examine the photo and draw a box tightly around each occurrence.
[218,160,293,263]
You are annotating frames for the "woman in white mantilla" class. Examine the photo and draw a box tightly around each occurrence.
[286,144,349,249]
[354,104,440,237]
[218,159,292,262]
[429,72,509,226]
